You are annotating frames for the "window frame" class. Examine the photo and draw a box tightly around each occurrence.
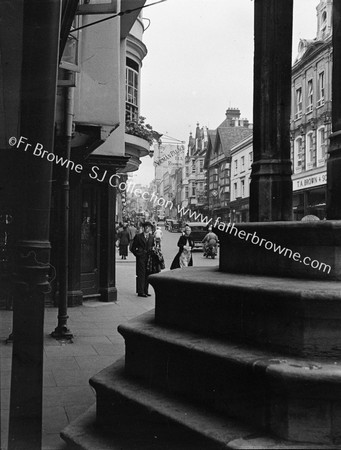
[294,136,303,173]
[317,126,326,167]
[317,71,325,107]
[295,87,303,119]
[306,79,313,112]
[305,131,315,170]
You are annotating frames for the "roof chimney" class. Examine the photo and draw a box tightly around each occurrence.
[225,108,241,126]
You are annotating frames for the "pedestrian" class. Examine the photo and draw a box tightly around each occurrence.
[118,224,130,259]
[170,225,194,269]
[130,221,155,297]
[202,225,219,256]
[154,225,163,248]
[128,222,137,241]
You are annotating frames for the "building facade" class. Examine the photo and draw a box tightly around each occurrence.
[291,0,332,220]
[183,124,209,216]
[153,139,185,218]
[204,108,252,222]
[51,0,150,305]
[229,134,253,222]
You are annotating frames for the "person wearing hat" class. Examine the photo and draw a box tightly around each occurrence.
[130,221,155,297]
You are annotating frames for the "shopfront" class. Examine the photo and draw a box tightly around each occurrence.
[292,171,327,220]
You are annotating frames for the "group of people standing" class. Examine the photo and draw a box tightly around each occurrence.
[115,220,218,298]
[115,220,164,297]
[115,221,138,260]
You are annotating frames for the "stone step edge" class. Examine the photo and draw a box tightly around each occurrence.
[60,405,338,450]
[118,311,341,392]
[86,358,338,449]
[149,267,341,299]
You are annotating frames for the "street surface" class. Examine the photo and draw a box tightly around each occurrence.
[0,224,217,449]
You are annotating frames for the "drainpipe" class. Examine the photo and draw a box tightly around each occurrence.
[51,73,74,339]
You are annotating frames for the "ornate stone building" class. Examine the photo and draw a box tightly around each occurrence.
[290,0,332,219]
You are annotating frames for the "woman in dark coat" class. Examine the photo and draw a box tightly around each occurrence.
[170,225,195,269]
[118,224,130,259]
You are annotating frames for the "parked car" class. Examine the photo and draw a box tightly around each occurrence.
[185,222,209,250]
[170,220,181,232]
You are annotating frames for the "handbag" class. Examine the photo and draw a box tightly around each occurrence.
[115,239,120,248]
[152,246,165,270]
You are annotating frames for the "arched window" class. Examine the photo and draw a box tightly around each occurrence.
[294,137,303,173]
[317,126,326,167]
[305,131,314,170]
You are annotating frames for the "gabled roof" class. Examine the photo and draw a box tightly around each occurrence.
[204,131,217,168]
[215,127,252,158]
[204,126,252,168]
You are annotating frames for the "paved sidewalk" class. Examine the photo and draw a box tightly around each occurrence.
[0,265,154,450]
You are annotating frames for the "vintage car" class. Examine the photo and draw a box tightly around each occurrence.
[170,220,181,232]
[185,222,209,249]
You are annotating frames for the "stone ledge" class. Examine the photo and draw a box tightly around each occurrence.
[118,313,341,444]
[149,268,341,356]
[214,220,341,280]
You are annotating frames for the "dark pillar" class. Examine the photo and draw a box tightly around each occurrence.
[327,1,341,219]
[249,0,293,222]
[7,0,61,448]
[87,155,129,302]
[99,184,117,302]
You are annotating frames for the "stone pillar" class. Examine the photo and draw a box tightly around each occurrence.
[99,183,117,302]
[7,0,61,448]
[249,0,293,222]
[327,1,341,219]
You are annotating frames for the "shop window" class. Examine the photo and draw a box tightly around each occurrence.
[317,126,326,167]
[293,193,305,221]
[294,137,303,173]
[295,87,302,119]
[305,131,314,170]
[307,188,326,220]
[306,79,313,113]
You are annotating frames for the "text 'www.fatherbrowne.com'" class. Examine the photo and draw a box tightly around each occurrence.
[177,205,332,274]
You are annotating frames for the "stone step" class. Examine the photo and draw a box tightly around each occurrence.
[149,267,341,357]
[61,358,340,449]
[118,311,341,445]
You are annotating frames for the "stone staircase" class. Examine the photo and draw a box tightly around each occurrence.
[61,265,341,449]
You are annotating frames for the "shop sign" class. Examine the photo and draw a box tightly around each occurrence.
[293,172,327,191]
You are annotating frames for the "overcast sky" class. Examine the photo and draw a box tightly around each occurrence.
[134,0,319,184]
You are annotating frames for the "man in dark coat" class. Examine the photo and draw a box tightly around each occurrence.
[131,221,154,297]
